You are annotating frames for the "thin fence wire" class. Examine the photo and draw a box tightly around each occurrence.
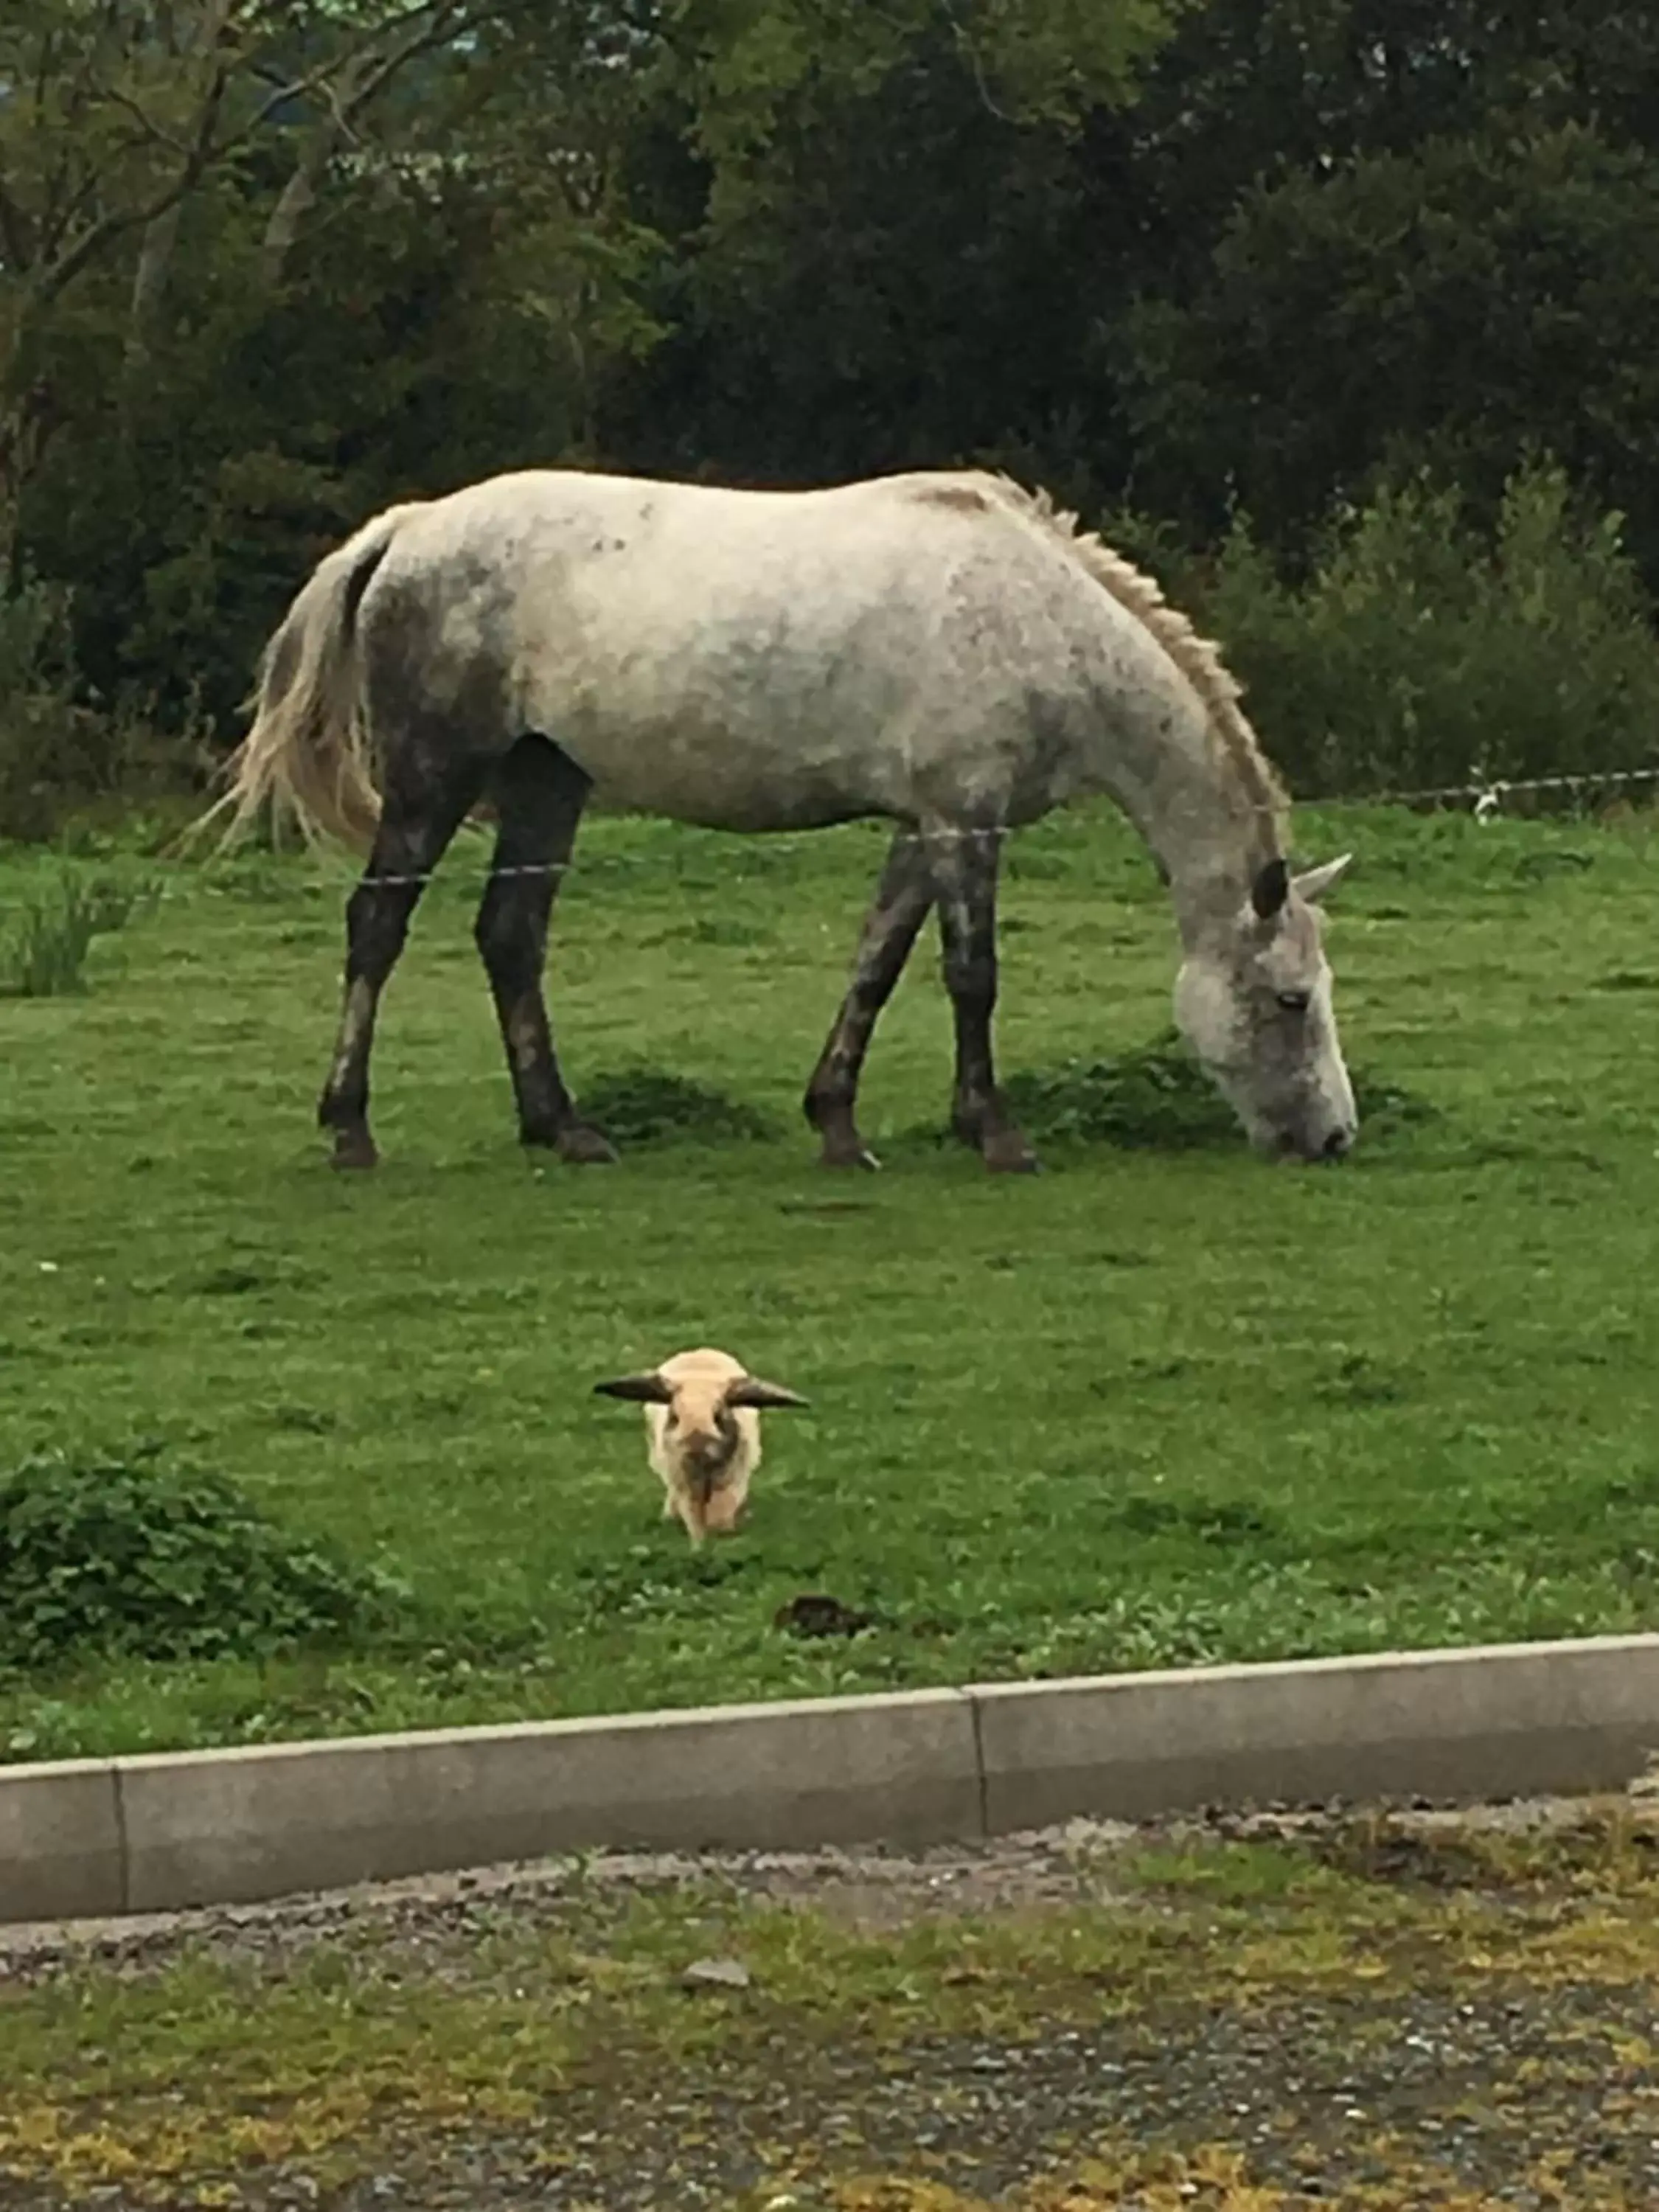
[1,760,1656,918]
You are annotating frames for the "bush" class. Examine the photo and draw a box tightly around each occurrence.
[1186,457,1659,800]
[0,574,184,841]
[0,1447,411,1670]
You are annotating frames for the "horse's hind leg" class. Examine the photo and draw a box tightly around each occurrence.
[804,828,933,1170]
[319,757,485,1170]
[925,822,1038,1174]
[474,734,615,1164]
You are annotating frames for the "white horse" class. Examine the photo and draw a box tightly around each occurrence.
[205,466,1357,1172]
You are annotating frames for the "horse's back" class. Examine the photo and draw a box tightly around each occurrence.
[354,467,1110,830]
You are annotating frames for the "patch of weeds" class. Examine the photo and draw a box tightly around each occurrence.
[577,1066,782,1146]
[1513,846,1598,881]
[265,1404,338,1435]
[689,915,771,947]
[1121,1839,1348,1905]
[1313,1809,1659,1895]
[1315,1351,1407,1407]
[0,869,161,997]
[1595,969,1659,993]
[568,1542,776,1626]
[1108,1495,1281,1545]
[1356,1073,1441,1140]
[0,1444,411,1669]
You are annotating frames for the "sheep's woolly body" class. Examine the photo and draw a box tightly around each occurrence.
[593,1343,807,1548]
[646,1347,762,1545]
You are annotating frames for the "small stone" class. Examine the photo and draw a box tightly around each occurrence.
[681,1955,751,1991]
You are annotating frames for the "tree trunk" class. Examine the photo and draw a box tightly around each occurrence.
[123,202,185,376]
[260,119,349,291]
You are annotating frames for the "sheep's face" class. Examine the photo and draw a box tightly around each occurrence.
[592,1352,810,1544]
[665,1382,742,1494]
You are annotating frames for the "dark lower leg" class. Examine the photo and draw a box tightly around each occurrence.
[928,826,1037,1173]
[804,830,933,1169]
[473,734,613,1162]
[319,768,483,1169]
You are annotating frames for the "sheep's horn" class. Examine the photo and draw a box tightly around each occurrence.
[592,1371,675,1404]
[726,1376,809,1410]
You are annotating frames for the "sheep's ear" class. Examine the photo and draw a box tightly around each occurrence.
[726,1376,809,1410]
[593,1371,675,1404]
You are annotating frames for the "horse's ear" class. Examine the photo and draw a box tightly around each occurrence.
[1293,853,1352,905]
[1250,857,1290,920]
[725,1376,809,1410]
[594,1371,675,1404]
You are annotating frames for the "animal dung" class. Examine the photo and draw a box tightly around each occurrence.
[591,1345,808,1549]
[773,1592,876,1640]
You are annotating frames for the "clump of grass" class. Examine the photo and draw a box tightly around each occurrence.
[1001,1036,1237,1150]
[1000,1034,1439,1151]
[577,1066,782,1147]
[0,869,161,997]
[0,1444,411,1669]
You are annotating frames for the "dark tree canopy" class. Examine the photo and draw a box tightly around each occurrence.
[3,0,1658,800]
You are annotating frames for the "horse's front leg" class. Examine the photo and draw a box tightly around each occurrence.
[925,823,1039,1175]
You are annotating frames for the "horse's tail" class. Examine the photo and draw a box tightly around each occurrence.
[201,502,428,856]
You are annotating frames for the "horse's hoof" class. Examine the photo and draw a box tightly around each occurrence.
[819,1141,882,1172]
[983,1130,1040,1175]
[557,1122,618,1165]
[330,1132,379,1172]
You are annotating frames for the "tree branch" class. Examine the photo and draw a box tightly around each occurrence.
[27,1,481,307]
[96,82,194,159]
[258,4,474,287]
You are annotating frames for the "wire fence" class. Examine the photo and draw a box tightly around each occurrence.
[1,759,1656,921]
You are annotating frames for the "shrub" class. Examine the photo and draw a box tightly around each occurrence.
[0,572,193,841]
[1184,456,1659,800]
[0,1447,410,1670]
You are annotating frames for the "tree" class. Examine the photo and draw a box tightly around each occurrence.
[611,0,1180,490]
[0,0,498,568]
[1116,123,1659,568]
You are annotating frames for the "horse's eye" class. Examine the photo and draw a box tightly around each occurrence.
[1276,989,1311,1015]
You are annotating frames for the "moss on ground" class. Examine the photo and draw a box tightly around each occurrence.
[4,1809,1659,2205]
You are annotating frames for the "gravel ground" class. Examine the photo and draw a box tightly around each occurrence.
[5,1795,1659,2210]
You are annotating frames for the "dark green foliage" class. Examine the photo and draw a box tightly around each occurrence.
[1182,460,1659,798]
[9,0,1659,827]
[0,1447,413,1669]
[1121,125,1659,574]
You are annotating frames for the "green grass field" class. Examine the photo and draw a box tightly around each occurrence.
[1,800,1656,1762]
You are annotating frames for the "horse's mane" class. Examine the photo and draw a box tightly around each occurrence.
[923,473,1289,838]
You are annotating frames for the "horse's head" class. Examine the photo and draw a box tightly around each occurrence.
[1173,853,1357,1162]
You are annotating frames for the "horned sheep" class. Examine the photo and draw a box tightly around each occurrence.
[592,1346,808,1547]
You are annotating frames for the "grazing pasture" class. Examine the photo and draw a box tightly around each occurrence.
[0,799,1655,1763]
